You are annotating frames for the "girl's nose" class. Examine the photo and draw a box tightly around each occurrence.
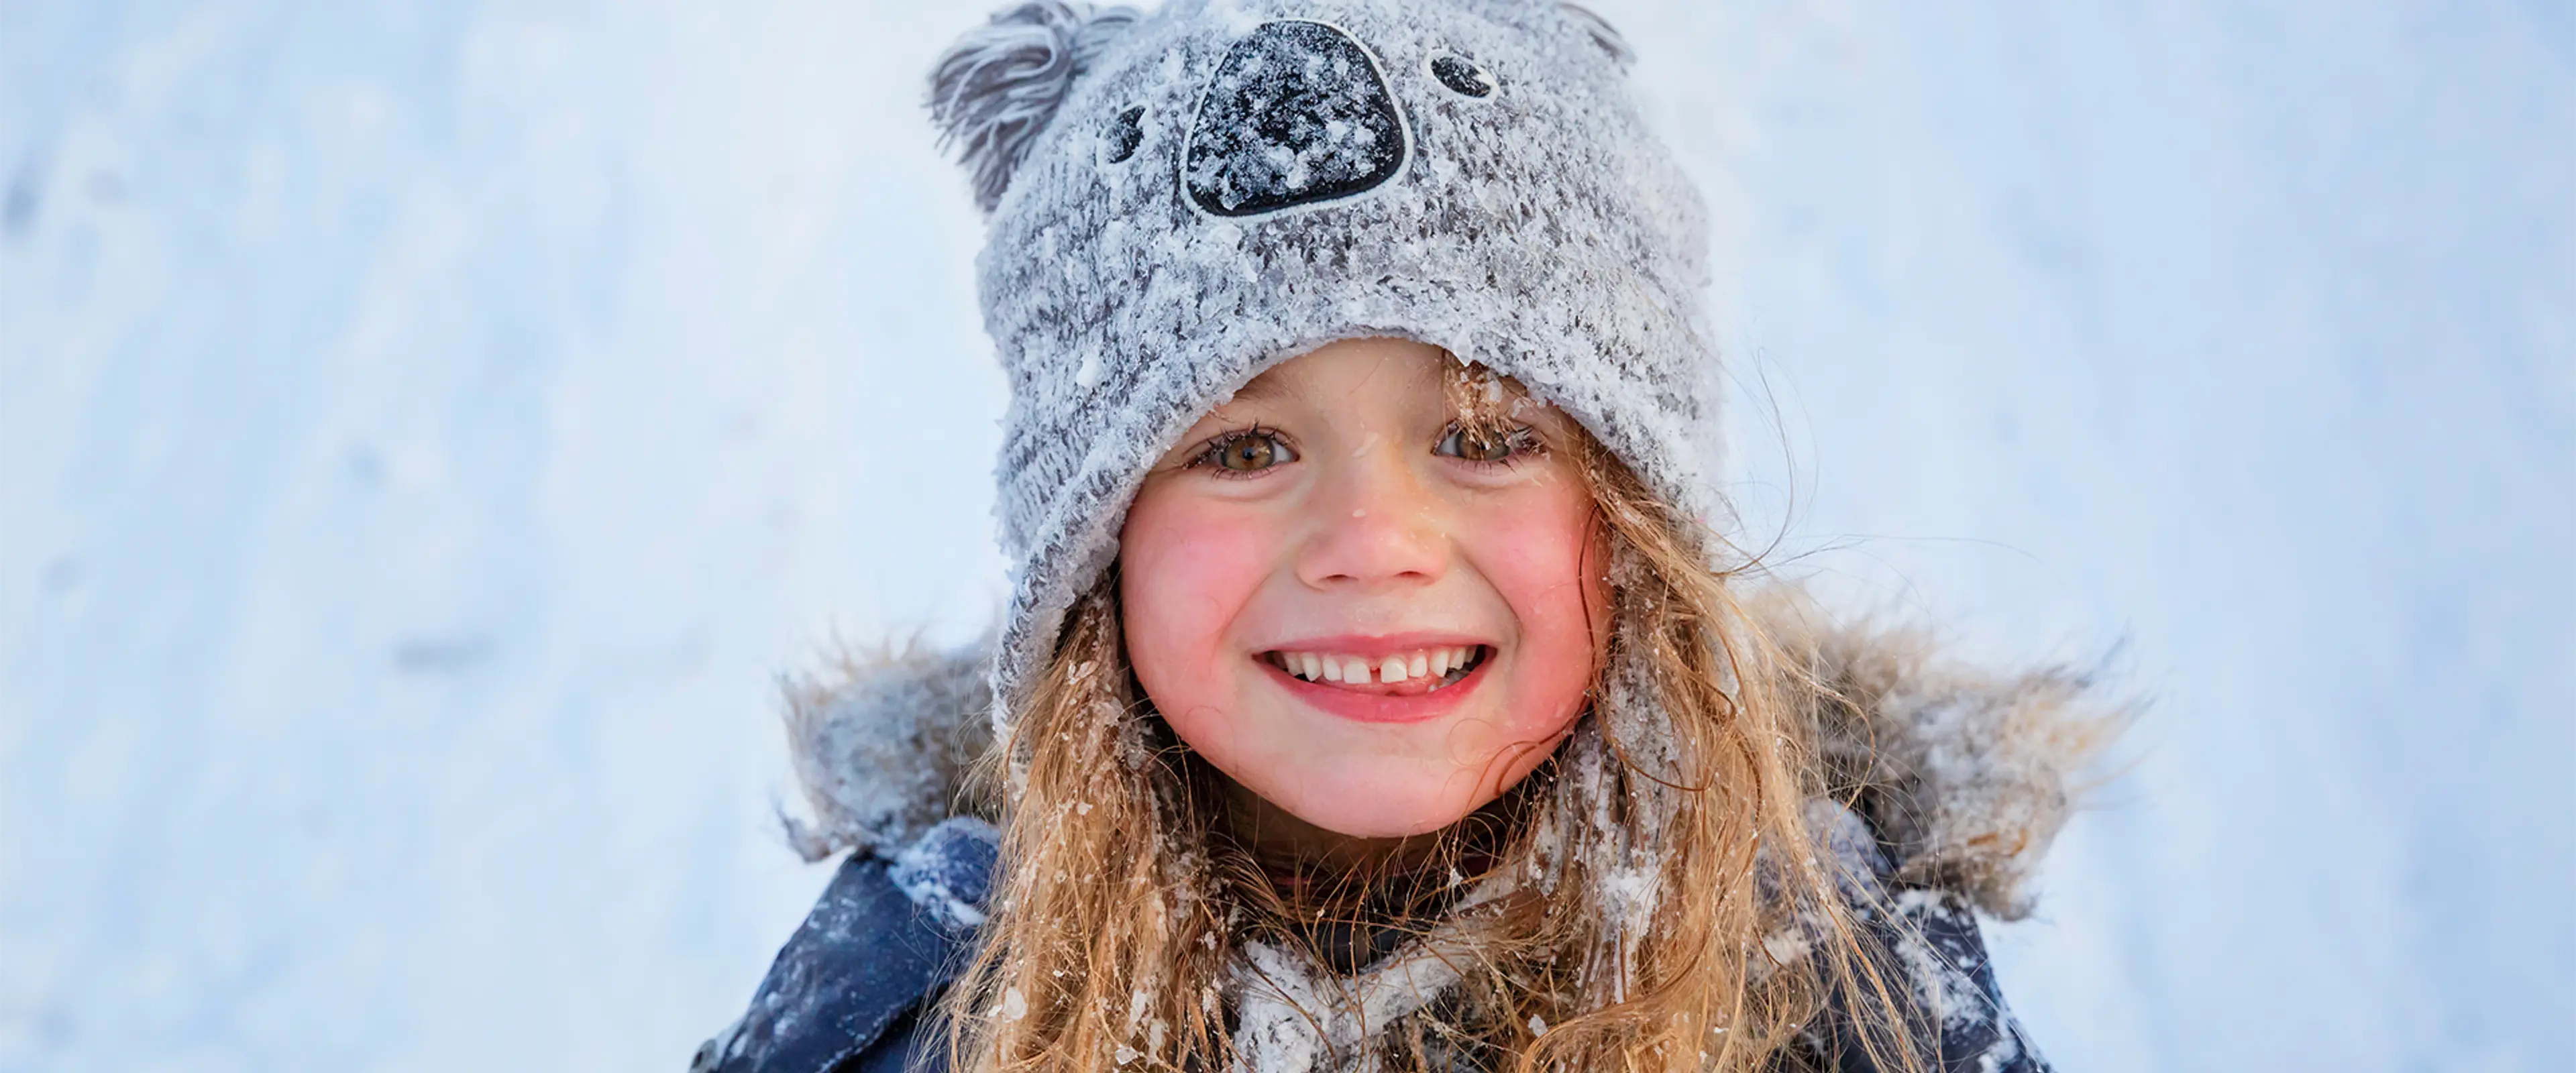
[1293,461,1447,589]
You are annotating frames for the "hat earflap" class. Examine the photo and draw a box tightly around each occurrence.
[928,1,1142,214]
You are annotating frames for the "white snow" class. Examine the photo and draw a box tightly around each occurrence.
[2,3,1003,1070]
[1623,1,2576,1070]
[2,1,2571,1072]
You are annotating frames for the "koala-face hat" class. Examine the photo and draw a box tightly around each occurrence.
[930,0,1723,724]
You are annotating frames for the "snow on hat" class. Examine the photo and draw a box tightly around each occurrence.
[929,0,1723,726]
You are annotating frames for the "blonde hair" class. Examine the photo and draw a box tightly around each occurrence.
[941,361,1924,1072]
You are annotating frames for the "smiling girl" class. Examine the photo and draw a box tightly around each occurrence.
[1121,340,1613,848]
[696,3,2112,1072]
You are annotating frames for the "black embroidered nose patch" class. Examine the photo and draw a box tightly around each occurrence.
[1183,20,1408,217]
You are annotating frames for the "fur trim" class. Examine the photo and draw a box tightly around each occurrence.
[777,593,2118,913]
[1757,589,2125,919]
[779,642,997,862]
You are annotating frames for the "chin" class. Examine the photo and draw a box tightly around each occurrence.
[1272,771,1485,840]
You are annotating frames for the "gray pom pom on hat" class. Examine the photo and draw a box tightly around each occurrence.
[928,0,1724,730]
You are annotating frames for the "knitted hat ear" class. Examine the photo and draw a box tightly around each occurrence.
[928,1,1142,213]
[1559,3,1636,70]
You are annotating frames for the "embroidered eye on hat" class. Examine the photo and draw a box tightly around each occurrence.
[928,0,1723,727]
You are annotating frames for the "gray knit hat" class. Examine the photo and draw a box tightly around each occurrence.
[929,0,1723,724]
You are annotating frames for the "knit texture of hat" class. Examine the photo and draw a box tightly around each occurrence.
[928,0,1723,728]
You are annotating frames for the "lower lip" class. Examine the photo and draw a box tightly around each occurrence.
[1258,655,1492,725]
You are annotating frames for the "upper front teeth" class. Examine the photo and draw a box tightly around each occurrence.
[1273,646,1477,685]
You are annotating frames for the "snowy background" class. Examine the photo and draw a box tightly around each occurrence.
[3,1,2569,1070]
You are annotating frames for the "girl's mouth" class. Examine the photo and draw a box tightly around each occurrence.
[1257,644,1491,699]
[1253,642,1494,724]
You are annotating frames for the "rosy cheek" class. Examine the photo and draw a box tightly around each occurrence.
[1119,491,1278,717]
[1469,486,1609,734]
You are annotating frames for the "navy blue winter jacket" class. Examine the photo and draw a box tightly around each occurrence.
[692,817,2051,1073]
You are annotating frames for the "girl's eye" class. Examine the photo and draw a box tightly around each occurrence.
[1436,422,1534,463]
[1197,430,1298,473]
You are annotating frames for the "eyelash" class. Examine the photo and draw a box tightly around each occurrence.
[1185,426,1295,477]
[1186,423,1548,476]
[1438,422,1547,468]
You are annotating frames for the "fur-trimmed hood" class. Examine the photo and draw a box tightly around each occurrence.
[776,587,2116,921]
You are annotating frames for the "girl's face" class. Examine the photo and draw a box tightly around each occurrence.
[1120,338,1611,846]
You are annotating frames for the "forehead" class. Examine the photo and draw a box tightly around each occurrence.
[1228,339,1444,403]
[1216,340,1552,426]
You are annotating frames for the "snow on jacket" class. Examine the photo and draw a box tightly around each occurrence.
[693,596,2112,1072]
